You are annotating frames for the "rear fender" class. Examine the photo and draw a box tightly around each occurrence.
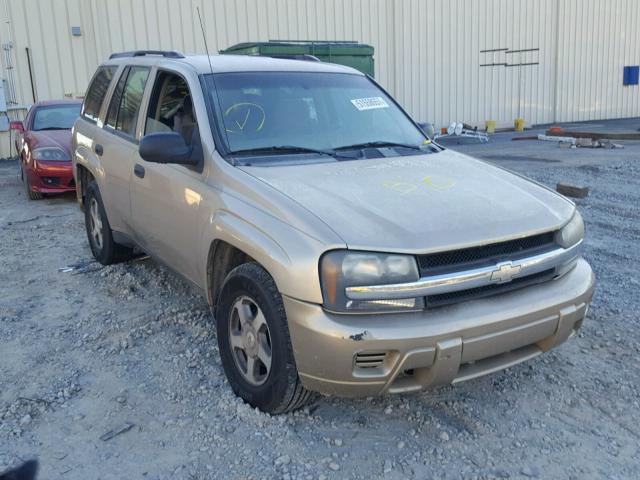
[73,127,108,211]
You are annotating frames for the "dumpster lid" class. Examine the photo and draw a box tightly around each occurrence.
[221,40,374,55]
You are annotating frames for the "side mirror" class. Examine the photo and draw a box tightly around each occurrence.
[10,120,24,133]
[417,121,435,138]
[139,132,198,165]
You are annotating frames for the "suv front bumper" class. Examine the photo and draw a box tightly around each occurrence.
[284,258,594,397]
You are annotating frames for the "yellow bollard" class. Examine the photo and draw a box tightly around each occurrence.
[485,120,496,134]
[514,118,525,132]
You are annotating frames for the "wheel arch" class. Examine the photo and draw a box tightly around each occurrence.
[204,209,327,307]
[206,239,255,307]
[75,163,96,208]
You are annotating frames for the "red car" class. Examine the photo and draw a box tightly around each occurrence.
[11,99,82,200]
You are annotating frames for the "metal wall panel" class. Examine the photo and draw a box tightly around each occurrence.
[555,0,640,122]
[0,0,639,157]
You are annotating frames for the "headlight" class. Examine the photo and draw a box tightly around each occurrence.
[32,147,68,161]
[556,211,584,248]
[320,250,423,313]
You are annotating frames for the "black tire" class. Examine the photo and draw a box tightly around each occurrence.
[216,262,315,414]
[84,181,133,265]
[22,165,43,200]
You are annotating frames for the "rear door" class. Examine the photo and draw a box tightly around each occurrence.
[100,65,151,235]
[74,65,118,215]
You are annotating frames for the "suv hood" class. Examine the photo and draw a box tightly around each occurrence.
[241,150,575,252]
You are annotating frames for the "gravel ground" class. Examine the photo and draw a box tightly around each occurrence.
[1,124,639,479]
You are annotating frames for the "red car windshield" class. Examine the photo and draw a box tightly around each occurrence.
[32,105,81,131]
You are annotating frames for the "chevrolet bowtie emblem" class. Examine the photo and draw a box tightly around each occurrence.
[491,261,522,284]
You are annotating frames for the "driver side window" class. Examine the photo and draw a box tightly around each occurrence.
[145,71,197,147]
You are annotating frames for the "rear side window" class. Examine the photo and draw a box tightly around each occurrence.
[105,68,128,129]
[104,66,150,139]
[82,66,116,122]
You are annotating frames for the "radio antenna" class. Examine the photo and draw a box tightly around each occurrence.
[196,7,214,74]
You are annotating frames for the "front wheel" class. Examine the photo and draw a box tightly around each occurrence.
[216,262,314,414]
[21,165,43,200]
[84,181,133,265]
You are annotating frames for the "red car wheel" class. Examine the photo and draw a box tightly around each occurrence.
[22,164,43,201]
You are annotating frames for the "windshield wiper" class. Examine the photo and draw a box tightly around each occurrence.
[230,145,355,159]
[34,127,68,131]
[230,145,334,156]
[334,141,424,151]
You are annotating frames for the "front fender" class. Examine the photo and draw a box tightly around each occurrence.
[204,209,338,305]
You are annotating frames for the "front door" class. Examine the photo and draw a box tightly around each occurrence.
[130,69,207,285]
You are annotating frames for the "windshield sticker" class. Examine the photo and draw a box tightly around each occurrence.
[350,96,389,111]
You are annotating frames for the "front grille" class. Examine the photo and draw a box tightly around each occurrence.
[425,268,556,308]
[417,231,556,275]
[415,231,560,308]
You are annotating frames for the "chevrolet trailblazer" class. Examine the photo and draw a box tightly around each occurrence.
[73,51,594,413]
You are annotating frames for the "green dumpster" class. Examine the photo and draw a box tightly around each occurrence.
[220,41,375,77]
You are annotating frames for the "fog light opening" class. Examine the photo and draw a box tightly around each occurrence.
[42,176,60,185]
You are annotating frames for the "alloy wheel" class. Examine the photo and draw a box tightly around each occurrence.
[89,197,104,250]
[228,295,272,386]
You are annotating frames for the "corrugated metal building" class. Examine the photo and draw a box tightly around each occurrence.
[0,0,639,157]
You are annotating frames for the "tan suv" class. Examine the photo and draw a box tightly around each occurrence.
[73,50,594,413]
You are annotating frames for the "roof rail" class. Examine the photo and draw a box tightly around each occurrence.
[109,50,185,60]
[268,54,321,62]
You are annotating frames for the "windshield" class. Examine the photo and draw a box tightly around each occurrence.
[32,104,81,131]
[206,72,431,161]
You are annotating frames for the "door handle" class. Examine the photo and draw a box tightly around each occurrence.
[134,163,145,179]
[94,143,103,156]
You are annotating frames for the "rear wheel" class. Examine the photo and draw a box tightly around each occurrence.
[216,262,315,414]
[21,165,43,200]
[84,181,133,265]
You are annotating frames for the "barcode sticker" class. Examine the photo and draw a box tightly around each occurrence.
[350,96,390,111]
